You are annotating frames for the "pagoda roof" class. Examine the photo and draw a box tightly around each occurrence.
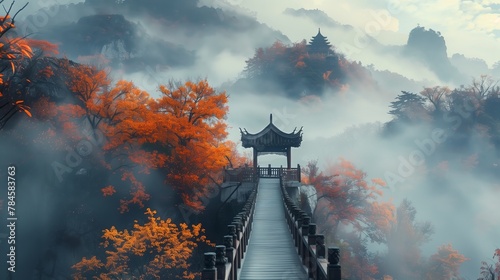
[240,114,303,152]
[308,28,332,46]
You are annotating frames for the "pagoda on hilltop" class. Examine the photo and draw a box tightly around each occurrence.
[307,28,332,56]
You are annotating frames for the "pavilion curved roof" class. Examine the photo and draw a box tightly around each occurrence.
[240,114,303,151]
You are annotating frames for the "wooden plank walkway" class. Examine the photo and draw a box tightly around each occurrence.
[238,178,307,280]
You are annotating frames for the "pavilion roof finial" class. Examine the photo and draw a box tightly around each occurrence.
[270,113,273,124]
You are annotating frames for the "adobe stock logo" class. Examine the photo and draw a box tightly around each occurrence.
[271,107,297,129]
[15,0,70,37]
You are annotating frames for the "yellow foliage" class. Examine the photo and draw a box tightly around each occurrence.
[72,208,212,279]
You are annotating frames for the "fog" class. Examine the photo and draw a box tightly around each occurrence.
[3,0,500,279]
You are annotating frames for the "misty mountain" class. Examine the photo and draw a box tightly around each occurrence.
[366,64,423,93]
[402,26,464,83]
[33,14,195,72]
[20,0,289,75]
[283,8,354,31]
[450,53,490,79]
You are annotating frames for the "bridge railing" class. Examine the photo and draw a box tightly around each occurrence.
[223,164,301,183]
[223,166,255,182]
[200,179,258,280]
[280,174,342,280]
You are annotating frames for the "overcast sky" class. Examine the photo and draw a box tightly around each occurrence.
[232,0,500,67]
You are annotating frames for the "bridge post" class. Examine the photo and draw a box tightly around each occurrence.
[228,224,239,270]
[244,210,251,250]
[224,235,236,280]
[301,216,310,265]
[231,219,243,269]
[295,210,304,250]
[284,194,292,229]
[307,224,317,246]
[201,252,217,280]
[327,247,342,280]
[308,223,317,279]
[215,245,228,280]
[290,206,296,239]
[268,163,271,176]
[238,212,248,252]
[297,163,301,182]
[235,214,244,251]
[316,234,325,258]
[293,207,302,249]
[245,203,253,234]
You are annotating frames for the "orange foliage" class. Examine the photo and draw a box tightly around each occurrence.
[226,140,251,168]
[302,159,396,279]
[338,60,376,91]
[25,38,59,56]
[52,56,235,213]
[339,232,379,280]
[420,86,452,113]
[54,71,234,213]
[101,186,116,197]
[118,172,151,213]
[426,244,468,280]
[57,66,159,211]
[309,158,394,243]
[72,208,212,280]
[61,60,110,110]
[295,60,306,68]
[384,199,434,279]
[151,79,231,210]
[98,80,158,151]
[71,256,103,276]
[0,12,34,124]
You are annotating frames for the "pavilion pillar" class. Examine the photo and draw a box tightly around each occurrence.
[253,148,258,170]
[286,147,291,169]
[253,148,258,180]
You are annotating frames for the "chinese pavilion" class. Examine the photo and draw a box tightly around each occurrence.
[240,114,303,170]
[307,28,332,56]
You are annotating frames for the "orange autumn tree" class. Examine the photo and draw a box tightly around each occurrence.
[425,244,468,280]
[303,159,394,280]
[150,80,231,211]
[57,60,162,211]
[0,3,33,129]
[382,199,434,280]
[59,59,110,135]
[0,2,61,130]
[88,79,164,212]
[72,208,212,280]
[56,70,234,212]
[339,231,379,280]
[304,158,394,242]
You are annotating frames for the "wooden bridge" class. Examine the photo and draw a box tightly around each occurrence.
[200,167,341,280]
[200,115,341,279]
